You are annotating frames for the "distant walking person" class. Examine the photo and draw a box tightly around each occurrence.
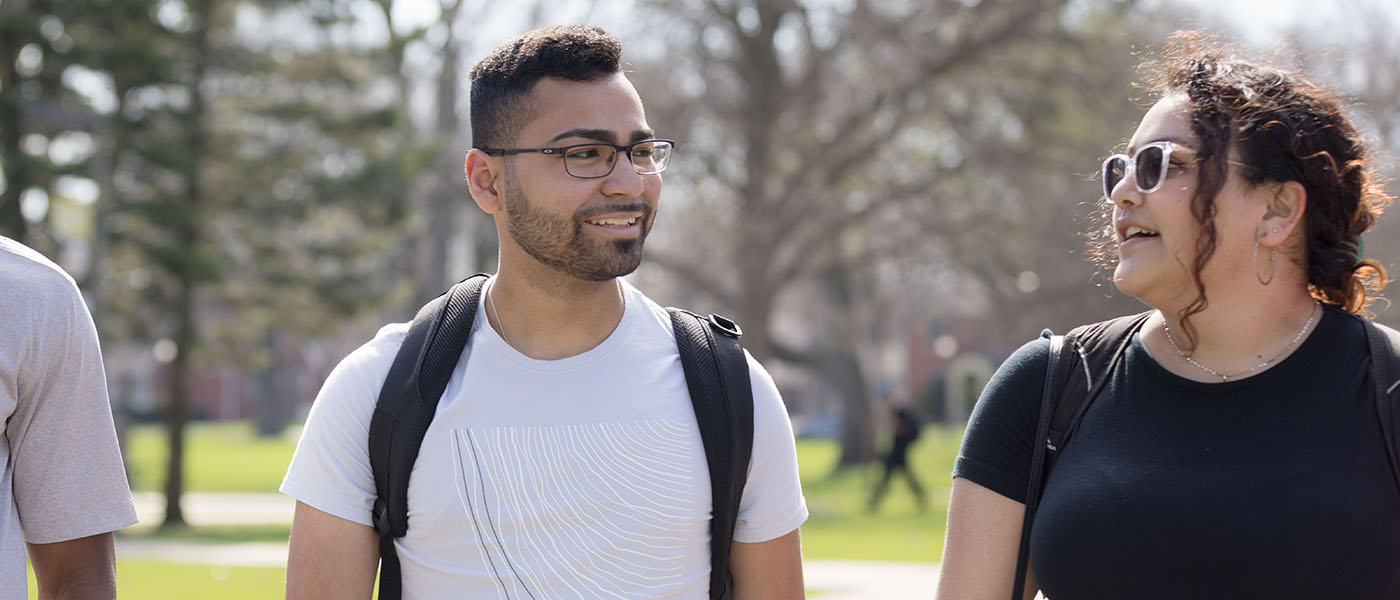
[869,401,927,513]
[1,236,138,600]
[282,25,806,600]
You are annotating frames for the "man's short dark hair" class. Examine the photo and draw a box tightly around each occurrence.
[469,25,623,148]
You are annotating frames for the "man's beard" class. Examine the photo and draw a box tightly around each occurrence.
[502,172,652,282]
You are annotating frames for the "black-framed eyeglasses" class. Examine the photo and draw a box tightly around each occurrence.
[1101,141,1195,202]
[478,139,674,179]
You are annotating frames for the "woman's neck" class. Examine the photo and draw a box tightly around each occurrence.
[1142,289,1321,382]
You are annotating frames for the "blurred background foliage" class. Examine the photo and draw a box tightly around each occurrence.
[3,0,1399,527]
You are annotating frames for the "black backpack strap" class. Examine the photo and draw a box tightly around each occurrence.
[1045,311,1152,466]
[369,274,488,600]
[667,308,754,600]
[1013,330,1063,600]
[1360,317,1400,495]
[1012,311,1151,598]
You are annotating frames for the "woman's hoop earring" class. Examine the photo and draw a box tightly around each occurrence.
[1255,239,1276,286]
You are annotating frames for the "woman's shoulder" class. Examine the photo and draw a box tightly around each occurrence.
[1308,303,1374,355]
[984,312,1154,396]
[979,312,1154,408]
[995,336,1053,379]
[973,336,1054,419]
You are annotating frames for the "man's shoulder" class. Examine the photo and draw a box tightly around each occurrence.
[621,280,776,376]
[342,321,412,374]
[622,280,747,343]
[0,237,81,303]
[317,321,413,400]
[295,321,413,443]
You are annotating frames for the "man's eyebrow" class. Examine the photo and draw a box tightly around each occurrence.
[550,128,617,144]
[548,128,656,144]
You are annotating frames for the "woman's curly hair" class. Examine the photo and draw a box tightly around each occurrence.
[1088,31,1391,348]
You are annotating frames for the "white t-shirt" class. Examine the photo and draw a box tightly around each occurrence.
[282,278,807,599]
[0,237,137,599]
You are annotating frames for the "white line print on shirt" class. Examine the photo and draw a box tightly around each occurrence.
[458,428,536,600]
[451,421,702,599]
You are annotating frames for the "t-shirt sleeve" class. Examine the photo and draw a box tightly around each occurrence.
[10,272,137,544]
[952,337,1050,504]
[732,351,808,543]
[280,325,406,527]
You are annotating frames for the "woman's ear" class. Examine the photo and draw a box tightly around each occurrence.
[466,149,504,215]
[1258,180,1306,247]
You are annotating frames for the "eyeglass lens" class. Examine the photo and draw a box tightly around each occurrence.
[564,141,672,178]
[1102,145,1166,201]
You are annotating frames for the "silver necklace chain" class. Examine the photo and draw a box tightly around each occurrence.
[1161,303,1319,382]
[486,283,511,346]
[486,280,626,348]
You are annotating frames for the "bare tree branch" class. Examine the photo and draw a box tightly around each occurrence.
[646,249,738,306]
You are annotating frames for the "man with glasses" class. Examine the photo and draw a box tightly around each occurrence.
[283,25,807,599]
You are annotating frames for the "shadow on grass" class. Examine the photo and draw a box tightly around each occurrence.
[118,523,291,544]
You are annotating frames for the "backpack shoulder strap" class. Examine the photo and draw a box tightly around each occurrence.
[1045,311,1152,462]
[1013,330,1063,600]
[667,308,754,600]
[1360,317,1400,495]
[368,274,488,600]
[1013,311,1150,598]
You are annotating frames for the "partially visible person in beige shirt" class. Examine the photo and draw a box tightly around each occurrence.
[0,236,137,600]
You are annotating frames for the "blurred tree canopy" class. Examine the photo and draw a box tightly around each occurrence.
[3,0,434,526]
[4,0,1400,489]
[632,0,1160,466]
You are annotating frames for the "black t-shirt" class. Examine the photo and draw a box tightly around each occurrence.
[954,306,1400,599]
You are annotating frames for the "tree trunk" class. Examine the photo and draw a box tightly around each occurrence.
[161,324,190,528]
[254,331,288,437]
[163,0,212,528]
[0,15,30,242]
[769,339,877,471]
[424,4,463,292]
[831,349,875,469]
[91,113,124,471]
[736,275,775,363]
[829,260,876,468]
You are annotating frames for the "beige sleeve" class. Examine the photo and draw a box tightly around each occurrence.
[9,274,137,543]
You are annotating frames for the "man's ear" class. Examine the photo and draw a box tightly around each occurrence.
[1258,180,1306,248]
[466,149,504,215]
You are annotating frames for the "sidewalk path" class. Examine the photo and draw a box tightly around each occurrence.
[131,491,294,526]
[809,560,938,599]
[127,493,940,598]
[118,538,289,567]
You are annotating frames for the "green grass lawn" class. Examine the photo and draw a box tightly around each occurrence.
[125,420,298,493]
[124,420,962,561]
[797,427,959,563]
[90,420,962,597]
[121,524,293,543]
[27,561,286,600]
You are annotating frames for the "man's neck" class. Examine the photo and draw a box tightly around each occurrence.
[486,265,627,361]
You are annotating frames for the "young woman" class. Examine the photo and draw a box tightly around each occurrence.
[936,32,1400,599]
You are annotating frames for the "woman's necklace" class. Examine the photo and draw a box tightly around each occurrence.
[1161,302,1319,382]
